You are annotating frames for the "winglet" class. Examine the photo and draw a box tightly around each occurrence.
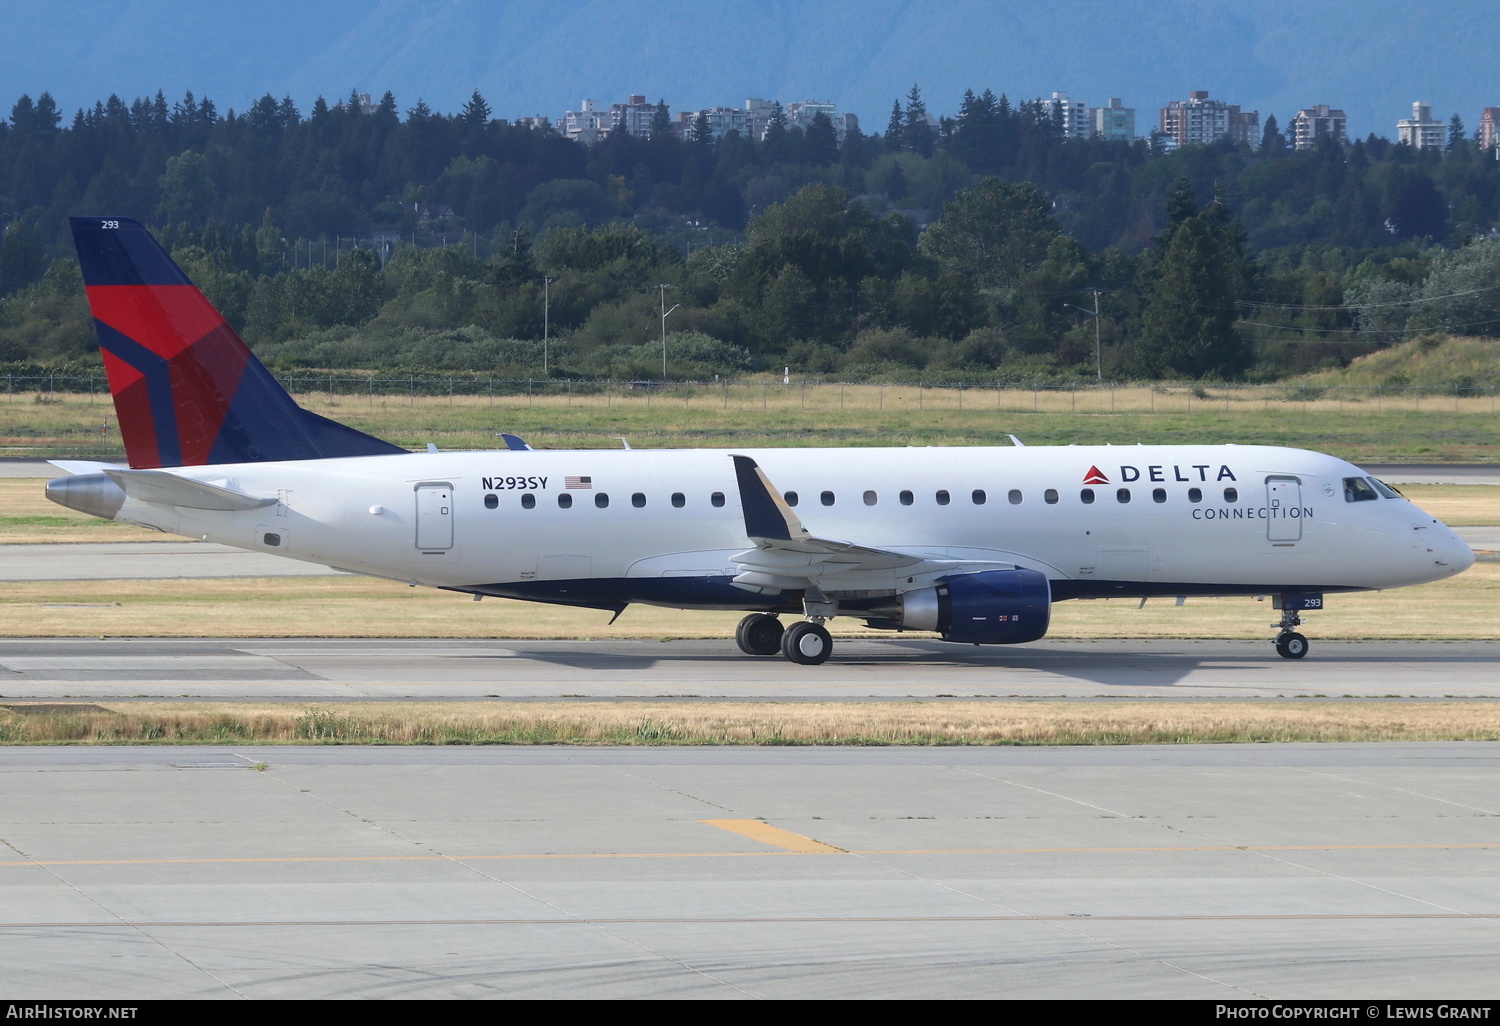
[730,455,808,543]
[499,433,533,451]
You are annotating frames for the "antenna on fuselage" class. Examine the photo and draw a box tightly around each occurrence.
[614,437,632,450]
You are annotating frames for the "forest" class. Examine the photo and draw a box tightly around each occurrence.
[2,85,1499,383]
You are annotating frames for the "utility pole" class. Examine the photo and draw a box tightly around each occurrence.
[659,284,679,381]
[542,276,554,377]
[1070,289,1104,381]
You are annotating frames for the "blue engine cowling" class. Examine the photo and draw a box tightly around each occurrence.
[898,568,1051,644]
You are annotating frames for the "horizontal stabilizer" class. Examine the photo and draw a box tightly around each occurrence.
[48,459,121,476]
[102,468,276,511]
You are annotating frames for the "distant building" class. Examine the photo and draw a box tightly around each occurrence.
[556,94,660,144]
[1477,107,1500,150]
[557,99,612,144]
[1228,108,1260,150]
[672,98,856,142]
[1396,101,1446,150]
[786,100,858,140]
[1291,104,1348,149]
[1048,92,1091,139]
[1091,98,1135,143]
[1159,90,1231,147]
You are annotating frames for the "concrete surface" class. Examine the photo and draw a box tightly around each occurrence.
[1,743,1497,999]
[0,637,1497,701]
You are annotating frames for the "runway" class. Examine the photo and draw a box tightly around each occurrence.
[1,637,1498,700]
[2,743,1498,999]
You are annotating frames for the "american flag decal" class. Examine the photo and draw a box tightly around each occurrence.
[565,476,593,489]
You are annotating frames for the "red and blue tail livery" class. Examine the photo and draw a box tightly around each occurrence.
[70,216,404,469]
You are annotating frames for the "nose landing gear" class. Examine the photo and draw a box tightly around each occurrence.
[1271,592,1320,659]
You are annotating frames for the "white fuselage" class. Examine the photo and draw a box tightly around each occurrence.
[103,444,1473,611]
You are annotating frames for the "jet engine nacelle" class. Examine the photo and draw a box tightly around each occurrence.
[898,568,1051,644]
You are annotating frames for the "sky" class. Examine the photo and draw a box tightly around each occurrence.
[2,0,1496,140]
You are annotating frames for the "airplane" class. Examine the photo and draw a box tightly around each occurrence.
[45,216,1475,664]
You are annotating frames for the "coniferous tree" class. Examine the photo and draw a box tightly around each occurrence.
[462,90,491,127]
[902,84,933,157]
[650,99,673,139]
[885,100,903,151]
[1448,113,1465,150]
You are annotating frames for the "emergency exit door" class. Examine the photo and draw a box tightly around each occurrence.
[415,482,454,550]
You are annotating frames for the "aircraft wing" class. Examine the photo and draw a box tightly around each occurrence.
[728,455,1012,595]
[101,468,277,511]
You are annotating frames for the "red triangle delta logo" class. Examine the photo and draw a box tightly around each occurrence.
[1082,465,1109,484]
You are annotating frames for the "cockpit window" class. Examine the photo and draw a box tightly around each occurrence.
[1369,478,1403,499]
[1343,477,1379,502]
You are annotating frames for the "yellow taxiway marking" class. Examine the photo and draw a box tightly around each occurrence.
[0,841,1494,869]
[698,819,845,853]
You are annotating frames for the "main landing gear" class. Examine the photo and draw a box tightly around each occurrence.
[734,614,834,665]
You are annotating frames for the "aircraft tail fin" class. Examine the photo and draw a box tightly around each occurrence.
[69,216,407,469]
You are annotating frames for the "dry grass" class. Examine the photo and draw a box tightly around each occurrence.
[1,562,1495,640]
[1389,485,1500,527]
[6,383,1500,461]
[2,699,1499,746]
[0,478,158,543]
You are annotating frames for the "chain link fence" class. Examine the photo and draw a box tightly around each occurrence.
[5,374,1498,416]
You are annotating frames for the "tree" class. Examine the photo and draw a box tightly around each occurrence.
[0,221,45,297]
[920,178,1060,289]
[1135,204,1249,379]
[885,100,903,151]
[690,110,713,151]
[650,99,673,139]
[1260,114,1287,156]
[156,151,219,225]
[804,111,839,166]
[902,84,933,157]
[462,90,491,128]
[1448,113,1465,150]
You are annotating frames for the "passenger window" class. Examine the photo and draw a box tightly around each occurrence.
[1008,489,1023,505]
[521,493,536,509]
[1343,477,1378,502]
[972,489,987,505]
[484,493,498,509]
[1224,487,1238,503]
[671,492,685,508]
[820,490,835,506]
[936,490,950,506]
[1188,487,1202,503]
[711,492,725,508]
[899,490,914,506]
[631,492,646,508]
[595,493,610,508]
[1117,488,1131,504]
[863,490,878,506]
[1044,488,1058,504]
[1081,488,1095,504]
[1152,488,1166,504]
[785,491,798,506]
[558,493,573,509]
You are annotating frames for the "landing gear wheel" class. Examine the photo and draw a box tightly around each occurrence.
[1275,632,1309,660]
[735,614,784,656]
[781,621,832,665]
